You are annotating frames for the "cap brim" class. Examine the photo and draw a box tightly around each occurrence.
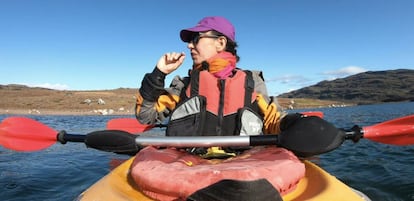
[180,26,212,42]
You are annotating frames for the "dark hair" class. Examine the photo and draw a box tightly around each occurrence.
[211,31,240,62]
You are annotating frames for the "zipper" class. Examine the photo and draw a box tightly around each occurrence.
[217,79,225,135]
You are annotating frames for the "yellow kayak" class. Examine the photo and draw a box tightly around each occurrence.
[76,156,370,201]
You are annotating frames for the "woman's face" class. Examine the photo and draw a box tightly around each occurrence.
[187,31,227,65]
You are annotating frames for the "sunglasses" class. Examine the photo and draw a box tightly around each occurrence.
[190,33,221,45]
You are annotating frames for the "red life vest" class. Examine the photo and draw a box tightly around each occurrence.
[166,69,263,136]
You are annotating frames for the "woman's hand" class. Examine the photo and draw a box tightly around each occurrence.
[156,52,185,74]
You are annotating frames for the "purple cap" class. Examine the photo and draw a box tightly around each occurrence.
[180,16,235,42]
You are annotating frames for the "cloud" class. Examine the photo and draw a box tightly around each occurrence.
[267,74,310,84]
[266,66,367,95]
[266,74,314,95]
[322,66,367,79]
[26,83,70,90]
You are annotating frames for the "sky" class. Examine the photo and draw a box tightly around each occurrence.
[1,0,413,96]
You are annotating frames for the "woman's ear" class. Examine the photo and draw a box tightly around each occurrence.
[215,36,227,51]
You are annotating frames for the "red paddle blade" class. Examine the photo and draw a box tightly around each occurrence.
[301,111,324,118]
[363,114,414,145]
[106,118,154,134]
[0,117,58,151]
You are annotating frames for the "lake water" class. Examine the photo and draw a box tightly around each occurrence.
[1,102,414,201]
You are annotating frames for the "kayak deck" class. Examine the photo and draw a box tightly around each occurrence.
[77,157,369,201]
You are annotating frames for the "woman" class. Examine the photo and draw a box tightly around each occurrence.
[136,16,287,137]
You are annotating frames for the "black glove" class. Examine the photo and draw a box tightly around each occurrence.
[280,113,304,131]
[278,116,345,157]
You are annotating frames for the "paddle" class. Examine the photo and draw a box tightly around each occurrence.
[105,111,325,133]
[1,115,413,157]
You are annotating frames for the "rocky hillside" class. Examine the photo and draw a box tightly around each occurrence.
[278,69,414,104]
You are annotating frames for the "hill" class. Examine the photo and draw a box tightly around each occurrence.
[0,85,139,115]
[0,84,341,115]
[278,69,414,104]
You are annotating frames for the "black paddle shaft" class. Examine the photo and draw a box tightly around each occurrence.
[250,135,279,146]
[57,130,86,144]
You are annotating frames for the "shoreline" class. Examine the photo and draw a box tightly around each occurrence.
[0,103,342,116]
[0,109,135,116]
[1,85,355,117]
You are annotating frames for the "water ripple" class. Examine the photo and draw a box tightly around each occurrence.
[1,103,414,200]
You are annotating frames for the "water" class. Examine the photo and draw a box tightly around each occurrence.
[1,102,414,201]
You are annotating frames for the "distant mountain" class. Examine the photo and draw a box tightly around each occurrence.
[278,69,414,104]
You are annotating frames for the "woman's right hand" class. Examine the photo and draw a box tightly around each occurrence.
[156,52,185,74]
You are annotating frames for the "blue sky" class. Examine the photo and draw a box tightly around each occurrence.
[1,0,413,96]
